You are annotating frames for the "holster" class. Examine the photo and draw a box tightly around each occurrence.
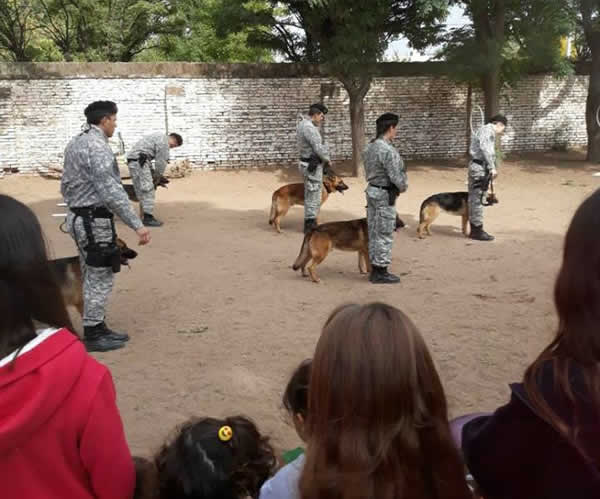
[387,185,400,206]
[306,153,321,174]
[70,207,121,273]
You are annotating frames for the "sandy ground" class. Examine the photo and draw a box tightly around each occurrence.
[1,150,598,457]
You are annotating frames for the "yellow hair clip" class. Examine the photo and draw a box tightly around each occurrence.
[218,425,233,442]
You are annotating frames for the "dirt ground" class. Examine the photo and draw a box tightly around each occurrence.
[1,150,598,457]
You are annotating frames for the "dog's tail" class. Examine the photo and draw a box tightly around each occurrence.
[292,232,312,271]
[268,193,277,225]
[418,196,433,224]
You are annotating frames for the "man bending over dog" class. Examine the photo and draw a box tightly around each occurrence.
[364,113,408,284]
[297,103,331,233]
[61,101,151,352]
[126,132,183,227]
[468,114,507,241]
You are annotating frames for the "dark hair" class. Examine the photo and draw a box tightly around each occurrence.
[283,359,311,419]
[299,303,472,499]
[487,114,507,126]
[0,195,74,360]
[169,133,183,146]
[524,188,600,458]
[309,103,328,116]
[84,100,118,125]
[375,112,399,139]
[155,415,276,499]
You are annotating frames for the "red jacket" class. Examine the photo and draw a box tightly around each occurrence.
[0,328,135,498]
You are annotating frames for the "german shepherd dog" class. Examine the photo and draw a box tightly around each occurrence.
[269,171,349,233]
[417,192,469,238]
[292,216,404,283]
[49,238,138,315]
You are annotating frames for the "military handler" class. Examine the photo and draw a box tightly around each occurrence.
[468,114,507,241]
[297,103,331,233]
[126,132,183,227]
[61,101,151,352]
[364,113,407,284]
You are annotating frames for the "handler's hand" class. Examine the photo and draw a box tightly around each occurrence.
[136,227,151,245]
[491,170,498,179]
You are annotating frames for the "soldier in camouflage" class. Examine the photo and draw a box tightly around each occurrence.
[364,113,407,284]
[61,101,151,352]
[297,103,331,233]
[126,132,183,227]
[468,114,507,241]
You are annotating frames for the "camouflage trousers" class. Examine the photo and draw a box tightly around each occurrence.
[300,161,323,220]
[366,186,396,267]
[129,160,155,215]
[468,161,487,226]
[66,212,114,327]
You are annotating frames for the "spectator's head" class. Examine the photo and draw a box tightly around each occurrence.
[168,133,183,148]
[308,103,328,125]
[299,302,471,499]
[525,188,600,454]
[283,359,311,442]
[0,195,73,359]
[155,416,276,499]
[84,101,118,138]
[487,114,507,135]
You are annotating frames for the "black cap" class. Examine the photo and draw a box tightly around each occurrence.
[84,101,118,125]
[309,103,328,116]
[376,112,399,127]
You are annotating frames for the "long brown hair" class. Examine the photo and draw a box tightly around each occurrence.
[0,195,73,359]
[299,303,471,499]
[524,189,600,460]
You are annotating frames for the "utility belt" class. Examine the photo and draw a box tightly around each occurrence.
[300,153,321,174]
[127,153,151,167]
[369,183,400,206]
[70,206,121,273]
[471,158,488,168]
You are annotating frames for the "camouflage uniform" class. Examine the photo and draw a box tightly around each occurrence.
[364,138,408,267]
[468,123,497,226]
[296,117,330,220]
[126,133,170,216]
[61,125,143,327]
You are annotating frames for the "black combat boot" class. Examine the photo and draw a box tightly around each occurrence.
[304,218,317,234]
[83,322,127,352]
[469,224,495,241]
[143,213,163,227]
[369,265,401,284]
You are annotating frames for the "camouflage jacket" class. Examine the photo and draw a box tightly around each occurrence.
[61,125,143,230]
[470,123,497,171]
[126,133,170,176]
[296,118,330,163]
[363,138,408,192]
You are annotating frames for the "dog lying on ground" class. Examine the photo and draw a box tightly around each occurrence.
[269,171,349,233]
[292,216,404,283]
[417,192,469,238]
[123,175,170,203]
[49,238,138,315]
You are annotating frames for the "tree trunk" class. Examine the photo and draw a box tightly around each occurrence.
[586,51,600,162]
[340,76,371,177]
[481,69,500,120]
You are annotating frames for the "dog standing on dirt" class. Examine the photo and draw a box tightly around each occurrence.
[292,216,404,283]
[49,238,138,316]
[269,172,349,233]
[417,192,470,238]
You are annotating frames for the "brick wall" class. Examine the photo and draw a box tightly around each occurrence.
[0,63,589,174]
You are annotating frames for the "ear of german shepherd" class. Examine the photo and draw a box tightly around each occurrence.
[417,192,469,238]
[292,216,403,283]
[123,175,170,203]
[49,238,138,315]
[269,171,349,233]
